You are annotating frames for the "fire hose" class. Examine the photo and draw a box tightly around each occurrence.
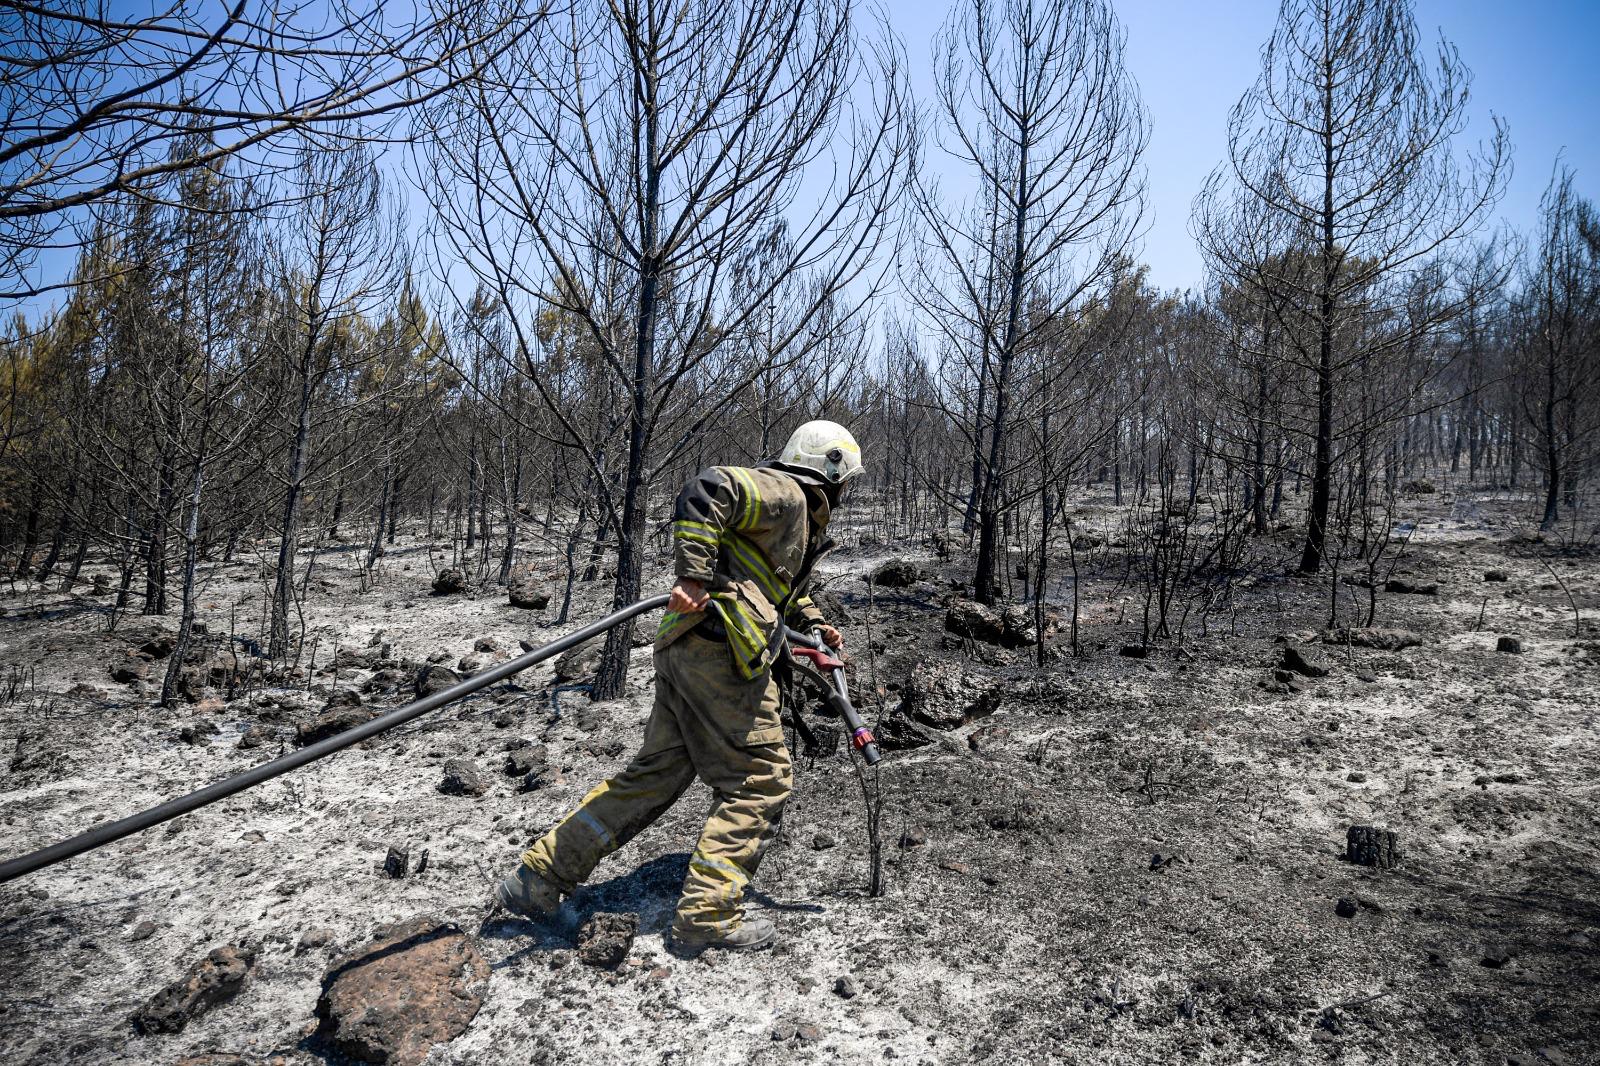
[0,593,880,885]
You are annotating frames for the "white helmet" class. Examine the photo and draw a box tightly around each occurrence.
[778,420,864,485]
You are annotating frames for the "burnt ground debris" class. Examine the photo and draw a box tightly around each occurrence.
[1,490,1597,1064]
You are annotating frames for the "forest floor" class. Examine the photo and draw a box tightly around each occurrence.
[1,485,1597,1066]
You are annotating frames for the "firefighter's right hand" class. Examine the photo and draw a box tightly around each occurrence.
[668,577,710,614]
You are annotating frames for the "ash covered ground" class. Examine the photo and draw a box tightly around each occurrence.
[2,488,1598,1066]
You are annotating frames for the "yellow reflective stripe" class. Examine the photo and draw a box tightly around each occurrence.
[725,536,787,603]
[657,609,682,637]
[828,438,860,455]
[711,598,766,672]
[575,808,614,849]
[689,851,748,884]
[728,467,761,531]
[673,518,720,539]
[675,528,718,549]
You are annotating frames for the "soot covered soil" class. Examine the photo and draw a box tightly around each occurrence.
[1,489,1597,1066]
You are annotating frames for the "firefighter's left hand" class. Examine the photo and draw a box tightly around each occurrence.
[819,624,844,650]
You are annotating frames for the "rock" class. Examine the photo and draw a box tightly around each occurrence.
[1403,478,1437,494]
[867,560,920,588]
[296,706,378,747]
[130,920,158,942]
[810,588,851,624]
[1386,577,1439,596]
[1479,946,1513,969]
[1346,825,1402,870]
[1347,771,1368,783]
[575,912,637,969]
[833,976,858,999]
[323,688,364,710]
[177,719,220,745]
[795,1022,823,1043]
[812,832,837,850]
[516,770,546,793]
[1335,897,1359,918]
[298,928,335,954]
[872,710,936,751]
[1119,644,1151,659]
[554,642,604,682]
[383,846,409,879]
[1070,534,1103,552]
[968,724,1011,752]
[414,665,465,699]
[945,599,1005,644]
[438,759,489,797]
[131,945,255,1035]
[1322,627,1423,650]
[999,605,1038,647]
[315,917,488,1066]
[139,634,178,660]
[771,1021,799,1042]
[1281,643,1330,678]
[503,740,546,777]
[111,655,151,684]
[473,636,503,655]
[1485,569,1510,582]
[457,655,487,674]
[507,570,552,610]
[431,568,467,595]
[237,724,270,751]
[898,659,1000,732]
[1497,635,1523,654]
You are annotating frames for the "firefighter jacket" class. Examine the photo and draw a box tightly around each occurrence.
[655,464,833,678]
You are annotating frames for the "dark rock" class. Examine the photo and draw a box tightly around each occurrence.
[139,634,178,660]
[576,911,637,969]
[1119,644,1151,659]
[868,560,920,588]
[1346,825,1402,870]
[1386,577,1439,596]
[178,720,221,745]
[1479,946,1513,969]
[945,599,1005,644]
[414,665,465,699]
[1335,897,1359,918]
[130,921,157,942]
[131,945,255,1035]
[810,588,851,624]
[315,917,488,1066]
[1485,569,1510,582]
[1322,627,1423,650]
[296,707,378,747]
[812,832,837,850]
[554,642,604,683]
[1281,643,1330,678]
[431,568,467,595]
[383,846,409,879]
[1403,478,1437,494]
[111,655,151,684]
[516,770,546,793]
[899,659,1000,732]
[1497,635,1523,654]
[507,569,552,610]
[968,724,1011,752]
[795,1022,823,1043]
[999,605,1038,647]
[872,710,934,750]
[323,688,364,710]
[438,759,489,797]
[833,976,858,999]
[1347,771,1368,783]
[503,740,546,777]
[237,725,270,751]
[899,827,929,848]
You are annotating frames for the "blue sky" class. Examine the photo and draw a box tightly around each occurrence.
[880,0,1598,291]
[15,0,1598,309]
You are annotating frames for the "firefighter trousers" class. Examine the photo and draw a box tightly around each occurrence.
[520,631,793,935]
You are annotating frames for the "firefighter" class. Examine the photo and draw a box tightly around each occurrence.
[496,420,863,954]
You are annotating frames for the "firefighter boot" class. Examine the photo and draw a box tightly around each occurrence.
[667,916,777,957]
[495,862,562,920]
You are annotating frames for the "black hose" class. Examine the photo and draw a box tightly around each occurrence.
[783,626,881,766]
[0,594,671,886]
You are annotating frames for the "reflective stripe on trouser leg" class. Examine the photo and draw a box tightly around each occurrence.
[672,741,792,935]
[521,746,695,894]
